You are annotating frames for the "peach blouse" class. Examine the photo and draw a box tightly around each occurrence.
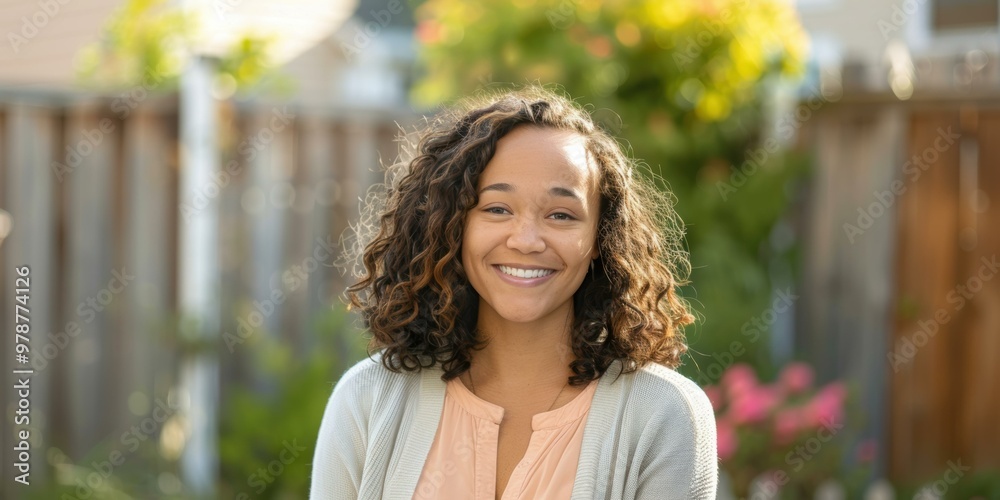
[412,376,600,500]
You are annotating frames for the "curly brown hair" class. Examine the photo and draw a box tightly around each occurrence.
[342,85,695,387]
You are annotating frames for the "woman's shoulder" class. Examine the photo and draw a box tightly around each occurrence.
[626,362,716,429]
[618,362,718,497]
[329,349,420,396]
[336,350,388,384]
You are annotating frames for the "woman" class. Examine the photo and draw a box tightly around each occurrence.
[309,86,717,499]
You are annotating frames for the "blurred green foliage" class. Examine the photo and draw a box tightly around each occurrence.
[411,0,812,379]
[23,401,187,499]
[217,306,369,499]
[896,469,1000,500]
[75,0,285,94]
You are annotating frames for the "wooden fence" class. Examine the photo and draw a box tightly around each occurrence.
[6,87,998,496]
[889,107,1000,481]
[796,96,1000,486]
[0,88,415,496]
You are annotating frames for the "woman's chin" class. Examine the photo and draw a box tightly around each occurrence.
[489,307,547,325]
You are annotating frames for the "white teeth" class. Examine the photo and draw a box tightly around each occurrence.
[498,265,554,279]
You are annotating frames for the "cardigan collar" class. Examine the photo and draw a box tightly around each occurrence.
[382,357,627,500]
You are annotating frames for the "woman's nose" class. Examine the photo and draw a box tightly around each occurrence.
[506,217,546,253]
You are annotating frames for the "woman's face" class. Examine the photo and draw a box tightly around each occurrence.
[462,125,601,327]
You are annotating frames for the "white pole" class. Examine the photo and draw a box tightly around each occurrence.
[178,53,219,497]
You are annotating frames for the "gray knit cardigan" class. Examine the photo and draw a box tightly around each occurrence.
[309,350,718,499]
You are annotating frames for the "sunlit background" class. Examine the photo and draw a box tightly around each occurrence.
[1,0,998,498]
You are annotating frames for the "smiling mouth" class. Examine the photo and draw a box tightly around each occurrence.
[495,265,555,279]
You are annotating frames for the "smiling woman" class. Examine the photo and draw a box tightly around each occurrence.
[309,85,718,500]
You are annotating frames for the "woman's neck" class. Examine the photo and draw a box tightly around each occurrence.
[467,308,577,396]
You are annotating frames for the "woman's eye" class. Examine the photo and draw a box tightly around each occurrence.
[550,212,575,221]
[485,207,508,215]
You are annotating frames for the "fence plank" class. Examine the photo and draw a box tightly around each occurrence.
[1,102,58,491]
[890,111,962,480]
[247,106,290,343]
[956,110,1000,469]
[121,104,176,437]
[299,114,337,351]
[798,107,899,481]
[63,102,119,458]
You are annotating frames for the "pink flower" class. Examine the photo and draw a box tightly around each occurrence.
[717,419,738,461]
[779,362,814,393]
[729,386,780,424]
[773,408,804,444]
[856,439,878,463]
[704,385,724,411]
[804,382,847,427]
[722,363,757,397]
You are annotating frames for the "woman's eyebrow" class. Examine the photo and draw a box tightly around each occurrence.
[548,186,583,202]
[480,183,583,203]
[479,182,516,194]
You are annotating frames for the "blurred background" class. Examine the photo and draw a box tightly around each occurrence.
[1,0,998,498]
